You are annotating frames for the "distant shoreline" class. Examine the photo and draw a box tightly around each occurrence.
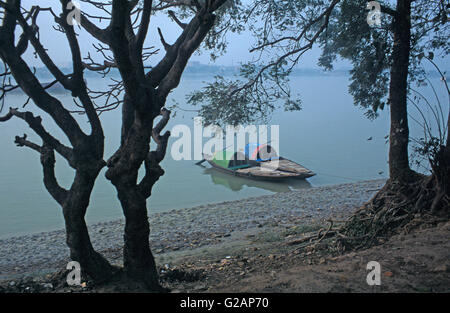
[6,68,354,96]
[7,68,353,93]
[0,179,386,281]
[6,66,447,96]
[4,62,448,82]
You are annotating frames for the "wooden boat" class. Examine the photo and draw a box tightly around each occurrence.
[203,144,315,181]
[203,167,312,192]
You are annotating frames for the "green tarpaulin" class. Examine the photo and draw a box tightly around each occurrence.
[211,151,250,170]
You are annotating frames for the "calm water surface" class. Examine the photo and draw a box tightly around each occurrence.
[0,74,445,238]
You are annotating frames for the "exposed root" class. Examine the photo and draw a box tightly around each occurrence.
[336,173,449,252]
[287,172,449,255]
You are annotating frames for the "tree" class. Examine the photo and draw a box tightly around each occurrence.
[0,0,115,283]
[190,0,449,243]
[1,0,229,290]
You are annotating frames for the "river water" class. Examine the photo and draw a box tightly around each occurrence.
[0,73,446,238]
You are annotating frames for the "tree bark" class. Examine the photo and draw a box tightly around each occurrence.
[388,0,413,181]
[114,179,160,288]
[106,107,162,288]
[62,170,116,282]
[101,0,225,290]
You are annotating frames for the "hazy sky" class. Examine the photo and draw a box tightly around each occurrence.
[18,0,343,70]
[16,1,447,71]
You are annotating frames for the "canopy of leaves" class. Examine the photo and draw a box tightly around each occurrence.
[318,0,393,118]
[189,0,449,125]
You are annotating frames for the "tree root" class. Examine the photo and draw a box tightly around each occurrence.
[288,173,449,254]
[336,174,449,252]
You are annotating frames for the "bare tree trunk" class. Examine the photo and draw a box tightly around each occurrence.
[106,109,162,288]
[114,180,160,288]
[101,0,223,290]
[388,0,414,181]
[105,101,170,289]
[62,171,116,282]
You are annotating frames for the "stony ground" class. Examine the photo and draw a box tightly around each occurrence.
[3,179,448,293]
[0,179,385,282]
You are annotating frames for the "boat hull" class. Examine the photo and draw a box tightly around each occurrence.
[205,156,315,181]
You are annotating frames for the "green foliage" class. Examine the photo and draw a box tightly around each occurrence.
[167,0,246,61]
[318,0,393,118]
[202,0,246,60]
[187,68,301,127]
[190,0,449,126]
[187,72,301,126]
[187,75,257,126]
[319,0,449,118]
[409,58,449,172]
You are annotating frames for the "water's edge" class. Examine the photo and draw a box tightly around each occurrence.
[0,179,386,279]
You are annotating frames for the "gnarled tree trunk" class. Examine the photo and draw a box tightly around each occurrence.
[114,179,160,288]
[100,0,222,290]
[0,0,117,284]
[106,105,167,289]
[62,170,116,282]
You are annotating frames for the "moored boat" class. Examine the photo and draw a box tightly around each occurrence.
[203,144,315,181]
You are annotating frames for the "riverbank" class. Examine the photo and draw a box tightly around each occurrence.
[2,178,449,293]
[0,179,385,282]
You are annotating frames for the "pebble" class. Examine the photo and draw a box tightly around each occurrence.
[0,180,385,279]
[432,265,448,272]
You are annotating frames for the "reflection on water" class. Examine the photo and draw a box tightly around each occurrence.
[202,167,312,193]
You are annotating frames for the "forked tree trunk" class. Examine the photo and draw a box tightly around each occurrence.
[63,171,116,282]
[101,0,223,290]
[388,0,413,181]
[106,108,162,289]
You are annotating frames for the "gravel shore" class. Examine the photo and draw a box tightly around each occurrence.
[0,179,386,280]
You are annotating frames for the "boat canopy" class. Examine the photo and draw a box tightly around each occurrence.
[212,151,250,170]
[244,143,279,162]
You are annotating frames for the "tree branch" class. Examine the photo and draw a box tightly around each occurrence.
[148,0,227,94]
[109,0,141,99]
[137,108,171,198]
[79,14,111,44]
[57,0,104,142]
[40,144,68,205]
[0,39,87,147]
[14,133,42,152]
[168,10,187,29]
[0,107,75,165]
[156,12,216,101]
[157,27,171,51]
[14,6,72,90]
[135,0,152,50]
